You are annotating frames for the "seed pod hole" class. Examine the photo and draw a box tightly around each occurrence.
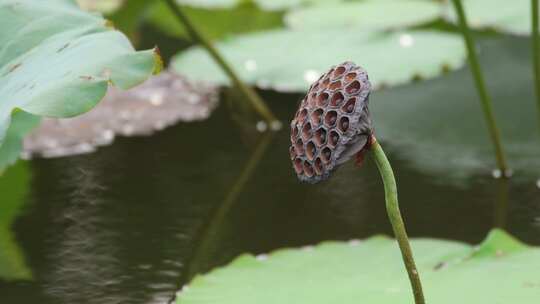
[314,157,324,175]
[328,130,339,147]
[322,78,330,89]
[316,92,329,107]
[346,80,361,94]
[294,158,303,174]
[303,160,314,177]
[342,97,356,113]
[289,146,296,160]
[345,72,357,83]
[291,125,299,139]
[310,108,323,125]
[321,147,332,164]
[298,108,308,123]
[302,122,312,140]
[306,141,316,160]
[324,111,337,127]
[334,66,346,78]
[295,138,304,154]
[330,92,344,107]
[314,128,327,146]
[294,110,299,120]
[338,116,349,132]
[329,81,342,91]
[309,93,317,106]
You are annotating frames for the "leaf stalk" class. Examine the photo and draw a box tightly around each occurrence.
[451,0,509,176]
[371,138,426,304]
[162,0,278,125]
[532,0,540,135]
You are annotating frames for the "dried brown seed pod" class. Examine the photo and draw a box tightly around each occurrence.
[289,61,373,183]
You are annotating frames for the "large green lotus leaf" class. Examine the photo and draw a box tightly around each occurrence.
[285,0,443,31]
[175,229,540,304]
[146,1,283,41]
[372,36,540,182]
[0,0,160,170]
[445,0,536,36]
[0,161,32,281]
[172,29,465,92]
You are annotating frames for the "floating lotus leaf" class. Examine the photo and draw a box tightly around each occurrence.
[285,0,443,31]
[172,29,466,92]
[175,229,540,304]
[0,0,160,172]
[22,71,219,159]
[445,0,537,36]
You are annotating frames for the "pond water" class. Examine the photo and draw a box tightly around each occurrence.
[1,34,540,303]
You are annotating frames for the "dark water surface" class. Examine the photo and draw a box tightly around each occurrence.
[1,36,540,303]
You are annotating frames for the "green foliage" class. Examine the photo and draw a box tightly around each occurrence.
[108,0,154,40]
[146,1,283,41]
[445,0,538,35]
[176,0,241,9]
[0,111,39,175]
[285,0,443,31]
[172,29,465,92]
[175,0,340,11]
[175,229,540,304]
[0,0,160,172]
[255,0,343,11]
[0,161,32,281]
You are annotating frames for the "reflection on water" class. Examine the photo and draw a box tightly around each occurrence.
[180,132,273,284]
[2,36,540,303]
[1,102,539,304]
[168,132,273,304]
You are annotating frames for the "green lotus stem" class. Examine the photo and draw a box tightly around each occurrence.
[162,0,278,125]
[451,0,509,175]
[371,138,425,304]
[532,0,540,134]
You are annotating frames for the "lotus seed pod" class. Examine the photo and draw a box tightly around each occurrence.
[289,61,373,183]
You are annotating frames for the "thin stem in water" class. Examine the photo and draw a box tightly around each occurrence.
[162,0,278,125]
[168,133,273,304]
[451,0,509,175]
[532,0,540,134]
[184,133,272,282]
[371,138,425,304]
